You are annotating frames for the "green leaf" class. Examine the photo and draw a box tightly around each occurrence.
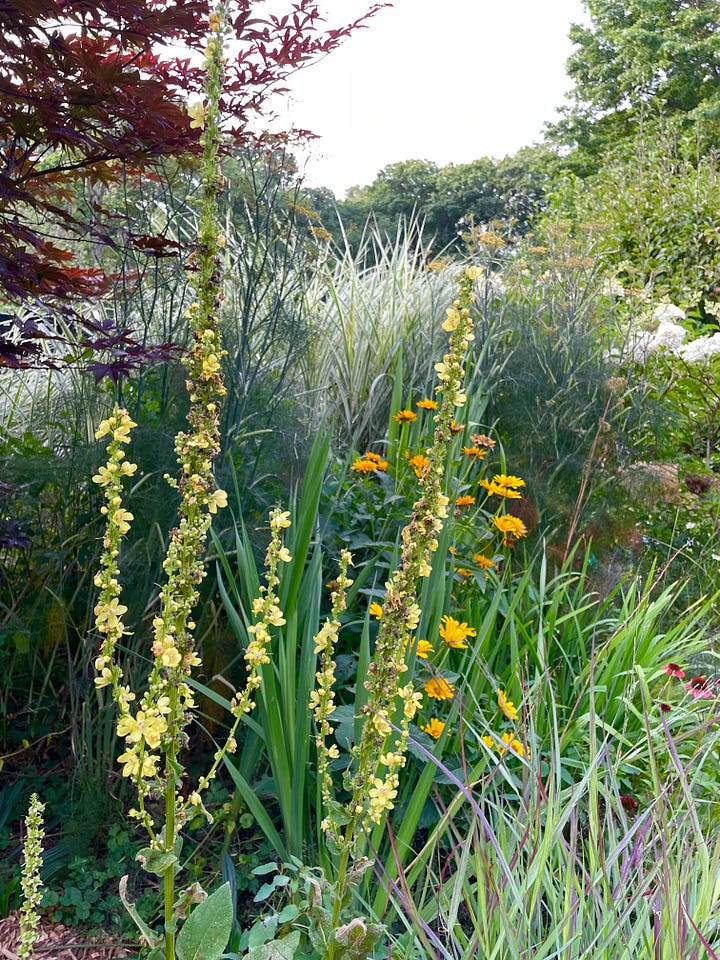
[118,876,160,950]
[248,930,301,960]
[176,882,233,960]
[276,904,300,924]
[136,846,178,876]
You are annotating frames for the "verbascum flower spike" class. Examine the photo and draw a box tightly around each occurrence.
[90,0,232,863]
[184,507,291,819]
[346,267,478,838]
[310,549,353,845]
[18,793,45,960]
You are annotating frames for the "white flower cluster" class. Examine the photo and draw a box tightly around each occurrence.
[618,300,720,365]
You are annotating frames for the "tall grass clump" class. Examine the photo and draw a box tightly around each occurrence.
[385,679,720,960]
[301,218,460,450]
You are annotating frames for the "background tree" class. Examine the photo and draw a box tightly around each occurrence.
[315,147,558,256]
[550,0,720,172]
[0,0,382,367]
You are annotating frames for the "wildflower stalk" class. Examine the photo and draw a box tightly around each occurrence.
[321,267,481,959]
[19,794,45,960]
[88,7,282,958]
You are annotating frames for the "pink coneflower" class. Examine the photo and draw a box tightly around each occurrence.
[686,675,714,699]
[663,663,685,678]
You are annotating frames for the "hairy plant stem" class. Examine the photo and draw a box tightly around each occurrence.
[164,684,179,960]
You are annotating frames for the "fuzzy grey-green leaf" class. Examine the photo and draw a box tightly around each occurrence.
[176,882,233,960]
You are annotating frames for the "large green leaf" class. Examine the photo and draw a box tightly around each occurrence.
[176,882,233,960]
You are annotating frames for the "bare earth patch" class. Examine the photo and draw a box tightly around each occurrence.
[0,913,136,960]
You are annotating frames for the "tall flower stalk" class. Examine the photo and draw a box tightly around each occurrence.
[90,6,293,958]
[316,267,481,959]
[18,794,45,960]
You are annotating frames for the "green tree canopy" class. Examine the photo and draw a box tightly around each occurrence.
[551,0,720,171]
[314,147,558,255]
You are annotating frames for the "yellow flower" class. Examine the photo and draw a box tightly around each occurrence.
[499,732,526,758]
[424,676,455,700]
[492,474,525,489]
[368,775,398,818]
[94,598,128,634]
[277,547,292,563]
[416,398,438,410]
[473,553,495,570]
[207,489,228,513]
[369,602,383,620]
[393,409,417,424]
[471,433,496,449]
[94,667,113,688]
[111,508,134,535]
[480,479,523,499]
[481,734,495,750]
[456,495,476,508]
[492,514,528,546]
[439,615,477,649]
[442,308,461,332]
[498,689,518,721]
[187,99,206,128]
[422,718,446,739]
[461,445,488,461]
[407,453,430,477]
[399,685,424,719]
[117,748,140,778]
[92,464,116,486]
[465,265,483,281]
[405,638,434,659]
[351,455,388,473]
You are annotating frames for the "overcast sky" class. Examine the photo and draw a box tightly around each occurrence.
[270,0,589,196]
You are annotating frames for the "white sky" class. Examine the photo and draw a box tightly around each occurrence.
[270,0,589,196]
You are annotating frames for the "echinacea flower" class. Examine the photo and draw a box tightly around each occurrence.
[421,717,446,739]
[620,795,638,814]
[663,662,685,678]
[686,675,714,699]
[439,615,477,649]
[424,676,455,700]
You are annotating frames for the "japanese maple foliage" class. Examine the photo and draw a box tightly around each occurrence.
[0,0,384,367]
